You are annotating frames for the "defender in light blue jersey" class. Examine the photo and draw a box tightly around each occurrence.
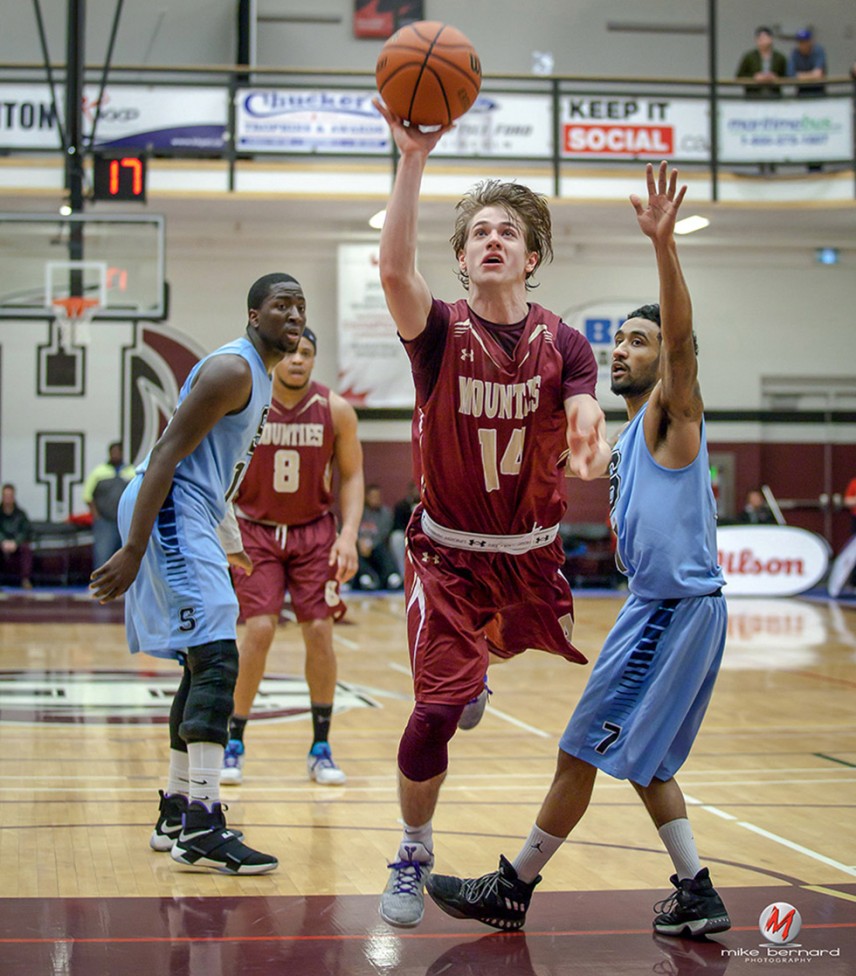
[426,163,731,940]
[90,273,306,875]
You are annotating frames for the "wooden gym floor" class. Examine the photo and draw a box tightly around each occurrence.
[1,588,855,975]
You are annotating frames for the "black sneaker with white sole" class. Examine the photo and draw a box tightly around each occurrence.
[170,800,278,875]
[426,854,540,931]
[653,868,731,938]
[150,789,188,851]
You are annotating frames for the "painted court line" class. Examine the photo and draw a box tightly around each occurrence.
[802,885,856,904]
[332,633,360,650]
[386,662,551,738]
[685,793,856,878]
[737,821,856,877]
[483,704,552,738]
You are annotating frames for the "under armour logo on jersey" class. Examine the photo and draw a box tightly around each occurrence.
[468,538,488,548]
[421,552,440,565]
[460,349,474,362]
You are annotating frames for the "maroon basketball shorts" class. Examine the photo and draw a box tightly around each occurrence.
[230,513,345,623]
[403,519,586,706]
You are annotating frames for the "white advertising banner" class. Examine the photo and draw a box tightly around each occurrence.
[718,98,853,162]
[236,89,388,153]
[560,96,710,160]
[717,525,830,597]
[337,244,414,407]
[435,93,553,158]
[0,83,228,150]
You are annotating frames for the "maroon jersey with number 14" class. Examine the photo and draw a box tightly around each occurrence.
[234,381,335,527]
[405,298,598,536]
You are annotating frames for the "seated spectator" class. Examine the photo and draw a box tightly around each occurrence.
[736,27,788,98]
[83,441,136,570]
[0,483,34,588]
[737,488,776,525]
[390,481,420,574]
[355,484,402,590]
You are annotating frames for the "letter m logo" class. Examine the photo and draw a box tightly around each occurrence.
[764,905,796,942]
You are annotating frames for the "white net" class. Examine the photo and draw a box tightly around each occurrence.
[52,297,100,348]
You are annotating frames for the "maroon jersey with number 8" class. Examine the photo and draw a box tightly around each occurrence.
[234,381,335,527]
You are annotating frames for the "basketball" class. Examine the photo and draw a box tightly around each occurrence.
[375,21,482,127]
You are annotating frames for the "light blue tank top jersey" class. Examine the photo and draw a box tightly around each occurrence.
[609,404,724,599]
[137,336,271,524]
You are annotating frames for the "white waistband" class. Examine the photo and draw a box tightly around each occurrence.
[420,511,560,555]
[234,506,288,549]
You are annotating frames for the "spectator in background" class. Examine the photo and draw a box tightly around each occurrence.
[83,442,136,569]
[788,29,827,96]
[736,27,788,98]
[0,483,34,589]
[737,487,776,525]
[788,29,827,171]
[356,483,401,590]
[390,481,420,575]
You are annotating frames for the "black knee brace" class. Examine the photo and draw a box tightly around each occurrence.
[397,701,464,782]
[169,665,191,752]
[179,640,239,746]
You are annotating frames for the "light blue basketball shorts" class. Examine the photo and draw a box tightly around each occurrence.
[118,475,239,660]
[559,591,727,786]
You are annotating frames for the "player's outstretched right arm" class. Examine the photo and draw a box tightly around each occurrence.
[373,99,451,340]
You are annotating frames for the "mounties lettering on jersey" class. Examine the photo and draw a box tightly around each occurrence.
[260,422,325,447]
[458,376,542,420]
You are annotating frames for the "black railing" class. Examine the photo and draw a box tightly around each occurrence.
[1,63,854,201]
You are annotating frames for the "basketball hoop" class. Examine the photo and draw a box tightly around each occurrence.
[52,296,101,348]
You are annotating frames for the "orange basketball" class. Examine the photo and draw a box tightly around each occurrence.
[375,21,482,126]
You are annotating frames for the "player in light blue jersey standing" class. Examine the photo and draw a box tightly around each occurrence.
[90,273,306,875]
[426,162,731,937]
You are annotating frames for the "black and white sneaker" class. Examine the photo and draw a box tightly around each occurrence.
[150,789,188,851]
[653,868,731,938]
[426,854,540,931]
[170,801,278,875]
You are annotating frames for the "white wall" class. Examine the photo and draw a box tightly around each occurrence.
[159,213,856,412]
[3,0,854,78]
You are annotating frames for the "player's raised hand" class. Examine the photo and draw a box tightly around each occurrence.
[630,161,687,244]
[372,97,452,157]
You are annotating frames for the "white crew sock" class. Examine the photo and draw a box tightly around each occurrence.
[512,824,566,883]
[658,818,703,881]
[165,749,189,796]
[401,820,433,859]
[187,741,225,806]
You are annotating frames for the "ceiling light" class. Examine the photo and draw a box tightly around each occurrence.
[369,209,386,230]
[674,215,710,235]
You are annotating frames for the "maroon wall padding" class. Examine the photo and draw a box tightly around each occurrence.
[356,438,856,552]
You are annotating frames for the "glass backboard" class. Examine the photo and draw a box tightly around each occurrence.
[0,213,166,320]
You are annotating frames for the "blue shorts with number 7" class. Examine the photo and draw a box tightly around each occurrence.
[118,474,239,660]
[558,591,727,787]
